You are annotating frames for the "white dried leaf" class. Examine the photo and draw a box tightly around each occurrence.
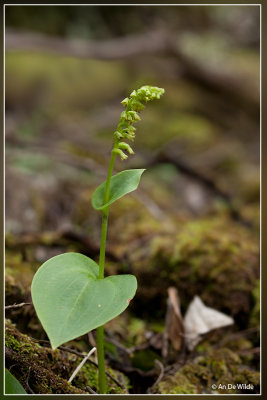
[184,296,234,350]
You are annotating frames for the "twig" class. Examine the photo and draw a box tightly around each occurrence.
[32,339,87,357]
[219,326,259,345]
[237,347,260,356]
[128,342,151,354]
[58,345,91,359]
[105,334,150,355]
[86,386,98,394]
[68,347,96,383]
[147,359,165,393]
[104,336,132,355]
[108,357,157,378]
[5,302,32,310]
[25,367,35,394]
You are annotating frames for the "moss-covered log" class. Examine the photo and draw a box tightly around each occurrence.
[129,217,259,326]
[5,321,128,394]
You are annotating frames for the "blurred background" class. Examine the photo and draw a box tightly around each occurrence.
[5,5,260,394]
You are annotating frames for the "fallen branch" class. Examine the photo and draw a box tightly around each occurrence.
[5,28,169,60]
[5,28,259,111]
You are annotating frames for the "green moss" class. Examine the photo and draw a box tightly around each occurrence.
[159,374,198,394]
[136,217,259,320]
[106,366,130,394]
[5,321,128,394]
[72,361,129,394]
[155,348,259,394]
[199,348,240,379]
[5,326,36,354]
[70,361,98,392]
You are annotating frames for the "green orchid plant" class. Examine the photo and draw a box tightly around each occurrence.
[31,85,165,393]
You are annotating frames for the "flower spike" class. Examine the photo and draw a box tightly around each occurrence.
[112,85,165,159]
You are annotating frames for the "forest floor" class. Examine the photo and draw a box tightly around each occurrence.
[5,27,260,394]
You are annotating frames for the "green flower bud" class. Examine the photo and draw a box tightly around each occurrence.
[121,98,129,107]
[114,130,123,140]
[112,148,128,160]
[127,111,140,122]
[130,90,137,98]
[130,99,145,112]
[122,125,136,141]
[118,142,134,155]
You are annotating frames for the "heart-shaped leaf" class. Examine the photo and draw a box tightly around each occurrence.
[91,169,145,210]
[31,253,137,349]
[5,369,26,394]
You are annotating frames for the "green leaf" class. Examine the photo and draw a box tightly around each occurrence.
[31,253,137,349]
[5,369,26,394]
[91,169,145,210]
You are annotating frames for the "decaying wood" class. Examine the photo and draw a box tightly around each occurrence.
[5,322,127,393]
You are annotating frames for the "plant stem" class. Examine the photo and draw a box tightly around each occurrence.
[96,150,117,393]
[98,207,109,280]
[98,151,117,279]
[96,326,106,393]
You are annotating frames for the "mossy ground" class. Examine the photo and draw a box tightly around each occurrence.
[5,321,129,394]
[154,348,260,394]
[5,212,259,394]
[127,216,259,325]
